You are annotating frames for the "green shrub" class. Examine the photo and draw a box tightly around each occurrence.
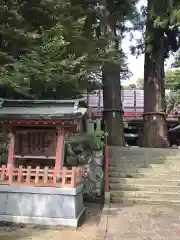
[86,131,105,151]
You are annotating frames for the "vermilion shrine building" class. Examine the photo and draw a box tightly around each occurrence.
[0,98,87,170]
[0,98,87,227]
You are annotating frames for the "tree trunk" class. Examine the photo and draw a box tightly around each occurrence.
[103,63,125,146]
[142,0,169,148]
[100,0,125,146]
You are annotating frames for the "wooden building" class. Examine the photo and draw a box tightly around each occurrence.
[0,98,87,170]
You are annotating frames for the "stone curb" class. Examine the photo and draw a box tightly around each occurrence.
[95,192,110,240]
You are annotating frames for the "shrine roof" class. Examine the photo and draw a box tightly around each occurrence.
[0,98,87,120]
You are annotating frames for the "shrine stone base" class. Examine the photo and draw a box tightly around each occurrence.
[0,185,85,228]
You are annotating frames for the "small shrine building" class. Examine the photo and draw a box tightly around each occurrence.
[0,98,87,171]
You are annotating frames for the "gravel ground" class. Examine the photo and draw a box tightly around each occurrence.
[0,202,102,240]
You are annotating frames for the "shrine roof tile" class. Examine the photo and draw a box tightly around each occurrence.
[0,98,87,120]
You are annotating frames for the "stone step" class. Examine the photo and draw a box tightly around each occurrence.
[110,196,180,205]
[109,162,180,171]
[109,156,180,160]
[108,147,180,156]
[110,190,180,200]
[110,160,180,165]
[109,156,180,162]
[109,171,180,179]
[109,164,180,172]
[109,151,180,156]
[109,155,180,162]
[109,177,180,185]
[109,165,180,174]
[109,183,180,192]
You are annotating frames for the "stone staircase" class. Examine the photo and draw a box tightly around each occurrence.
[108,147,180,205]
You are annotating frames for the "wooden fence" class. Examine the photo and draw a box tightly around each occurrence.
[0,165,83,188]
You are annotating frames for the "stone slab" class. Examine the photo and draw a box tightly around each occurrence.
[0,193,7,214]
[6,193,33,216]
[0,185,84,227]
[31,194,77,218]
[0,207,85,228]
[0,185,83,195]
[75,192,84,218]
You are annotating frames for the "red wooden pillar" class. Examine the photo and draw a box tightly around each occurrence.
[7,128,15,168]
[55,127,64,174]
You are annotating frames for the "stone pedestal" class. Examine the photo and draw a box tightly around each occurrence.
[0,185,85,228]
[93,151,104,196]
[96,119,101,131]
[86,120,95,133]
[93,150,103,166]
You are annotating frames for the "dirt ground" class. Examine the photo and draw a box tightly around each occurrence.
[105,203,180,240]
[0,202,102,240]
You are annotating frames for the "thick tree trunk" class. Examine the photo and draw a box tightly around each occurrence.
[100,0,124,146]
[142,0,169,148]
[142,53,169,148]
[103,63,125,146]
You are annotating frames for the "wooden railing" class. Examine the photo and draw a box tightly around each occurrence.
[0,165,83,188]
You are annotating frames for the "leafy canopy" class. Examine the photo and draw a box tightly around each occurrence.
[0,0,99,98]
[173,51,180,68]
[0,0,140,98]
[165,69,180,90]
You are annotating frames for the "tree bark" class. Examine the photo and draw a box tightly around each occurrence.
[142,0,169,148]
[103,63,125,146]
[100,0,125,146]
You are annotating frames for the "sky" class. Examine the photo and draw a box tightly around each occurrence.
[122,36,174,86]
[121,0,173,86]
[121,0,145,86]
[121,32,144,85]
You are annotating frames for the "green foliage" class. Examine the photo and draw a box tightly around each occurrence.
[131,0,180,57]
[173,51,180,68]
[0,0,136,99]
[146,0,180,57]
[1,24,90,97]
[136,77,144,89]
[165,68,180,107]
[165,69,180,90]
[166,92,180,106]
[86,131,105,151]
[0,1,95,97]
[124,84,137,89]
